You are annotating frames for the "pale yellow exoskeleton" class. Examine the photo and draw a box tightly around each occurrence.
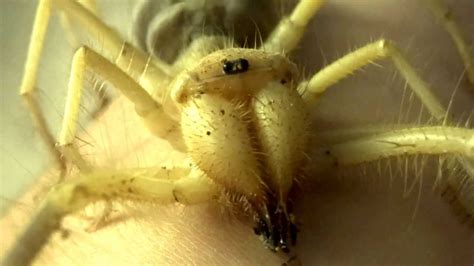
[1,0,473,265]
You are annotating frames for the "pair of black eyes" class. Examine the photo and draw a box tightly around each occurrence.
[222,58,249,75]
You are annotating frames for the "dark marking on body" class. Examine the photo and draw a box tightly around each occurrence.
[222,58,250,75]
[252,198,298,253]
[60,229,70,240]
[172,190,179,202]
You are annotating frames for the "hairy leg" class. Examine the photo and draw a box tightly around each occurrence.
[19,0,169,178]
[263,0,325,53]
[2,165,217,266]
[299,39,446,119]
[311,126,473,167]
[58,46,183,169]
[19,0,65,176]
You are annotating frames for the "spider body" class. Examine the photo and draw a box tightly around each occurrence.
[172,47,311,252]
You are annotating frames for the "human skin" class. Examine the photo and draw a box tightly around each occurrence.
[1,0,473,265]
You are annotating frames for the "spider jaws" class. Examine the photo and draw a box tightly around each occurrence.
[253,201,298,253]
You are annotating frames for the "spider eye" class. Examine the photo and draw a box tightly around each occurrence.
[222,58,250,75]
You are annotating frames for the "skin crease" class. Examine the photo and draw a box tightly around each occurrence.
[1,0,473,265]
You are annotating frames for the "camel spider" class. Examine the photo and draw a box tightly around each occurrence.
[1,0,473,265]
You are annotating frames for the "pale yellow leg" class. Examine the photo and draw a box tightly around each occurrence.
[298,39,446,120]
[58,46,181,170]
[21,93,66,176]
[310,125,474,220]
[18,0,107,176]
[59,0,111,117]
[20,0,173,168]
[299,38,473,196]
[54,0,172,91]
[316,124,416,145]
[19,0,66,176]
[312,126,473,168]
[2,166,217,266]
[263,0,325,53]
[424,0,474,85]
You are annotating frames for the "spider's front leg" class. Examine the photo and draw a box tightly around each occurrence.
[2,164,217,266]
[298,39,474,220]
[299,39,447,120]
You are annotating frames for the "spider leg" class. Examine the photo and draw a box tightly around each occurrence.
[263,0,325,53]
[298,39,447,120]
[312,126,473,167]
[19,0,66,177]
[310,125,474,221]
[316,124,420,145]
[298,38,474,187]
[19,0,172,177]
[52,0,172,94]
[59,46,185,169]
[424,0,474,85]
[57,0,112,118]
[2,166,218,266]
